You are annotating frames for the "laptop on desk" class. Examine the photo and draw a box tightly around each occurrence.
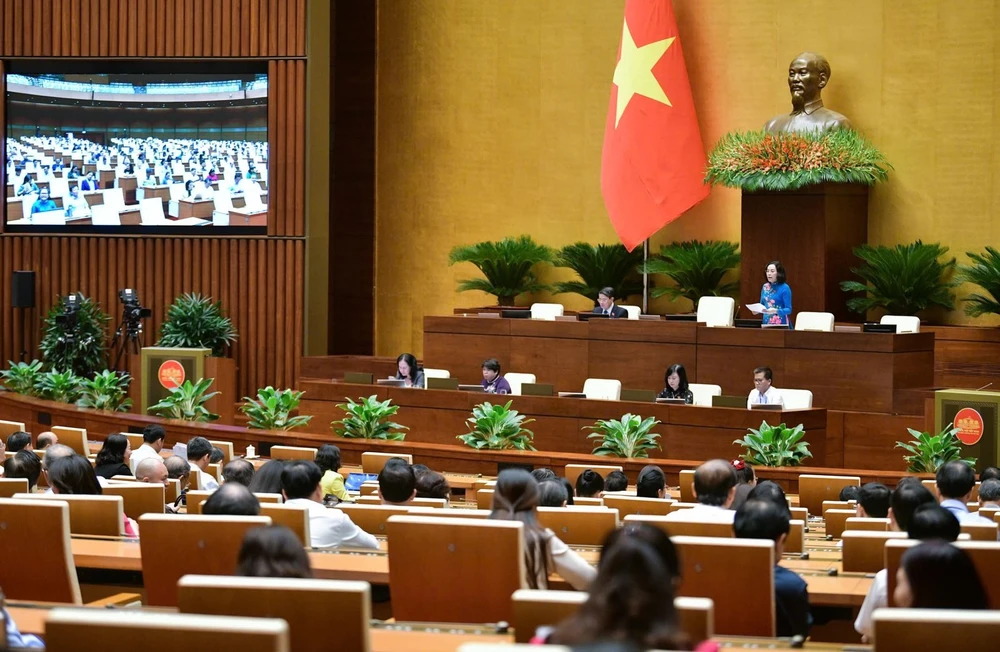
[520,383,554,397]
[863,322,897,333]
[577,313,609,321]
[655,397,687,405]
[376,378,406,388]
[557,392,587,398]
[457,384,485,393]
[344,372,374,385]
[426,377,459,391]
[621,389,656,403]
[750,403,784,411]
[501,309,531,319]
[735,319,763,329]
[712,395,747,408]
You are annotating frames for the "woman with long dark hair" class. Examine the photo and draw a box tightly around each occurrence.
[657,363,694,403]
[394,352,425,389]
[315,444,351,502]
[94,434,132,480]
[895,540,988,610]
[236,525,312,579]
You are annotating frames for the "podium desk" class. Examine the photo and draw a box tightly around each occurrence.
[176,198,215,219]
[137,185,172,202]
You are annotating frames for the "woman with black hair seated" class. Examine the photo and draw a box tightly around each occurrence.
[657,363,694,404]
[395,352,425,389]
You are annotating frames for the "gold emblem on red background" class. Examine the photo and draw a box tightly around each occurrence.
[157,360,185,389]
[954,407,984,446]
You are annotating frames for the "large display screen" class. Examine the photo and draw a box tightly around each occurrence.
[4,66,267,234]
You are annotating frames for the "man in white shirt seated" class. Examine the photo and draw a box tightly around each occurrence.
[130,425,166,473]
[281,460,379,550]
[64,185,91,219]
[186,436,220,491]
[936,461,994,525]
[663,459,738,524]
[747,366,784,408]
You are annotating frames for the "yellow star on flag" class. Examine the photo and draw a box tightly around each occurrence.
[612,19,674,127]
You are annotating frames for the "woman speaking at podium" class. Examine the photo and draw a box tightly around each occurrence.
[760,261,792,326]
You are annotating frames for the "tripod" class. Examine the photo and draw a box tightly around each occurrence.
[110,310,145,372]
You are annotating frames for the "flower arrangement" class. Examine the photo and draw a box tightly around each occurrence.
[705,129,891,192]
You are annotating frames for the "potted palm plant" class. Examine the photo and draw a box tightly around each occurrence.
[448,235,555,306]
[840,241,957,318]
[642,241,740,311]
[958,247,1000,319]
[553,243,644,305]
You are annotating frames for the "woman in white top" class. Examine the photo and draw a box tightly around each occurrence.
[488,468,596,591]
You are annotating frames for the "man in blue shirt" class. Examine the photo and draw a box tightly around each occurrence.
[734,498,811,638]
[30,188,59,214]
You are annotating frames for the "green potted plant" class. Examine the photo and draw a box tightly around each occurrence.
[895,423,977,473]
[641,241,740,310]
[332,395,407,440]
[156,293,238,356]
[241,387,313,431]
[147,377,220,422]
[552,243,644,304]
[33,370,84,404]
[733,421,812,467]
[586,413,661,458]
[457,400,536,451]
[39,294,110,378]
[1,360,43,395]
[958,246,1000,318]
[448,235,555,306]
[76,370,132,412]
[840,241,957,317]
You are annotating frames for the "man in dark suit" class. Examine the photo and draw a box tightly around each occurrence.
[593,286,629,318]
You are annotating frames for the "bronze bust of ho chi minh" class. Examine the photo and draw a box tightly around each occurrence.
[764,52,852,135]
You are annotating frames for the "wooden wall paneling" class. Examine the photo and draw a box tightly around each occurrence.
[124,0,135,57]
[232,0,242,58]
[0,0,7,56]
[211,0,222,58]
[277,0,286,57]
[248,0,259,57]
[239,0,250,58]
[145,0,156,58]
[258,0,267,56]
[268,0,277,56]
[52,0,63,56]
[283,61,293,235]
[221,0,231,56]
[296,0,305,56]
[108,0,119,56]
[40,0,52,55]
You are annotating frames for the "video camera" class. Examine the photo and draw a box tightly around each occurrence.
[119,288,152,321]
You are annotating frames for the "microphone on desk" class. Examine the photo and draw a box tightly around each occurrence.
[975,382,994,392]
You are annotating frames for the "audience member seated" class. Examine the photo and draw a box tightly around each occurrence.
[3,601,43,648]
[131,424,166,473]
[30,187,58,214]
[665,459,737,523]
[222,458,255,487]
[415,469,450,500]
[16,174,38,196]
[93,433,132,480]
[531,468,557,483]
[315,444,350,502]
[79,171,100,191]
[481,357,512,395]
[981,466,1000,482]
[746,481,792,517]
[604,470,628,493]
[248,459,286,495]
[539,480,569,507]
[203,482,261,516]
[488,469,596,590]
[839,485,861,502]
[657,363,694,403]
[210,447,225,466]
[48,454,138,538]
[64,185,90,218]
[41,444,76,490]
[35,431,57,450]
[979,479,1000,510]
[894,540,988,610]
[187,436,220,491]
[854,480,938,641]
[575,469,605,499]
[747,366,784,408]
[394,352,425,389]
[594,286,628,318]
[165,455,191,491]
[730,460,756,511]
[378,457,417,506]
[636,465,666,499]
[936,461,993,524]
[236,525,313,579]
[281,460,378,550]
[3,450,42,491]
[857,482,891,518]
[136,457,170,485]
[734,499,810,637]
[548,524,700,650]
[907,504,961,541]
[560,477,576,505]
[6,431,31,453]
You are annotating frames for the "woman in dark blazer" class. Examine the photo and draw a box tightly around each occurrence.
[93,433,132,480]
[657,363,694,404]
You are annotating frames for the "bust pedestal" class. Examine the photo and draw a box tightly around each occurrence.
[740,183,869,323]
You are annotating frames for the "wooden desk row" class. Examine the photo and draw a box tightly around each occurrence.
[423,316,935,413]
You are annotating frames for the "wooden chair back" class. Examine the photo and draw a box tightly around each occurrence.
[178,575,370,652]
[260,503,311,545]
[255,492,284,504]
[337,504,409,535]
[44,609,289,652]
[824,509,856,539]
[886,539,1000,609]
[188,465,202,490]
[361,452,413,474]
[842,530,907,573]
[846,517,890,532]
[961,521,999,541]
[798,474,860,515]
[675,596,715,644]
[822,499,855,515]
[208,440,235,464]
[0,477,29,497]
[0,420,26,442]
[872,609,1000,651]
[208,462,223,482]
[602,494,673,518]
[51,426,88,456]
[785,519,806,554]
[411,497,449,508]
[123,433,144,451]
[672,535,775,637]
[104,482,165,518]
[679,469,696,502]
[623,514,733,539]
[359,483,380,496]
[138,513,272,606]
[665,501,699,514]
[15,493,124,536]
[186,489,215,515]
[0,498,81,603]
[564,463,623,487]
[477,488,495,510]
[789,507,807,523]
[536,506,619,545]
[572,496,603,506]
[165,477,181,503]
[407,507,490,519]
[269,445,318,461]
[386,515,524,623]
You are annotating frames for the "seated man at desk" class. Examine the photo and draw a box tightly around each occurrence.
[30,188,58,214]
[747,366,784,408]
[593,286,628,318]
[663,459,737,523]
[64,185,91,219]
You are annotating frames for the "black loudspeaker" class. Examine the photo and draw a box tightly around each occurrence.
[11,271,36,309]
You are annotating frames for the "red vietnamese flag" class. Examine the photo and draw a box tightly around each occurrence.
[601,0,708,251]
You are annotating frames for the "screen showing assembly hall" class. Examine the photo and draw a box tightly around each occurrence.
[4,71,268,234]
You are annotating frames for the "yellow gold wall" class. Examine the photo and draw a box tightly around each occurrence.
[376,0,1000,357]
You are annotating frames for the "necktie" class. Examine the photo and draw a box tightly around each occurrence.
[760,392,767,404]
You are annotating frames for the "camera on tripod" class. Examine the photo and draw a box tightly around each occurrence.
[54,293,87,345]
[119,289,152,322]
[111,288,151,370]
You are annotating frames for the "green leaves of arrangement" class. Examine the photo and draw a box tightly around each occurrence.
[586,413,661,459]
[156,293,238,357]
[448,235,556,306]
[734,421,812,467]
[147,377,220,422]
[0,360,43,395]
[642,240,740,309]
[40,294,110,378]
[457,400,536,451]
[552,243,644,304]
[241,387,313,431]
[76,370,132,412]
[2,362,131,412]
[840,241,957,316]
[34,370,83,404]
[895,423,976,473]
[958,246,1000,318]
[333,395,407,440]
